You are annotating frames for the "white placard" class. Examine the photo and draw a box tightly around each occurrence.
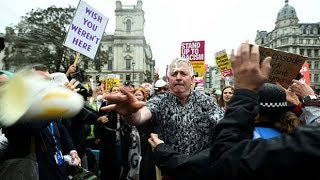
[63,0,109,59]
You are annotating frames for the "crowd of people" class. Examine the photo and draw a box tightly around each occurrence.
[1,41,320,180]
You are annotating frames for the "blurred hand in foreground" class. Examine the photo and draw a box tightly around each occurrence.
[231,42,271,92]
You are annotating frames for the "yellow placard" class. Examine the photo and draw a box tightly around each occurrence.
[191,60,205,77]
[106,78,120,92]
[215,49,233,77]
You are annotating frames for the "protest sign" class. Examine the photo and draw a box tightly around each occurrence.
[181,41,205,77]
[259,46,307,88]
[181,41,205,61]
[214,49,233,77]
[194,77,204,83]
[63,0,109,59]
[105,74,120,92]
[299,62,310,85]
[191,60,205,77]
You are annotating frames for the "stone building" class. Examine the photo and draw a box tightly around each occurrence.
[0,0,154,86]
[255,0,320,92]
[86,0,154,86]
[205,65,223,92]
[0,33,4,69]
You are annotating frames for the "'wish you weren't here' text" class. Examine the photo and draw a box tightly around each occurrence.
[70,7,103,52]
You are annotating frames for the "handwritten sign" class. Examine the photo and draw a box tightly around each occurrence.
[215,49,233,77]
[64,0,109,59]
[259,46,307,88]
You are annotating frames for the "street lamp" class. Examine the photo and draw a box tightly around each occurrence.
[132,61,135,82]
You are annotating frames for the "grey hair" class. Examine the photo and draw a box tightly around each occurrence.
[167,57,194,76]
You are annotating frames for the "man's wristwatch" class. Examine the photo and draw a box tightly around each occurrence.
[302,95,318,103]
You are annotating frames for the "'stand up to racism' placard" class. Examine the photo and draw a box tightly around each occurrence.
[63,0,109,59]
[181,41,205,77]
[259,46,307,89]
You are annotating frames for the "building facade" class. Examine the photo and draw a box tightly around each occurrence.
[255,0,320,92]
[0,38,4,69]
[86,0,155,86]
[0,0,154,86]
[205,65,223,92]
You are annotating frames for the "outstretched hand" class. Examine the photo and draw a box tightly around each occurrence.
[231,43,271,92]
[100,87,146,115]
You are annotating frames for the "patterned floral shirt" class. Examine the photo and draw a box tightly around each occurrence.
[146,91,224,155]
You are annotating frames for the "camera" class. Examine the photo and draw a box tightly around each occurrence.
[295,73,304,80]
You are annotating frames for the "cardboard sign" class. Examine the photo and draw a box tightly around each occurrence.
[215,49,233,77]
[63,0,109,59]
[259,46,307,88]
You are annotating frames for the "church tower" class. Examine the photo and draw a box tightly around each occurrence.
[111,0,154,85]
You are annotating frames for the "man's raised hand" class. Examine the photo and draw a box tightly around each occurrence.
[231,43,271,92]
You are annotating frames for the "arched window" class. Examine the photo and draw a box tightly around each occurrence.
[306,25,311,34]
[125,56,132,70]
[126,19,132,33]
[313,28,318,34]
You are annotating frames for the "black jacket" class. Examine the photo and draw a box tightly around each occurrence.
[4,119,76,180]
[95,101,132,180]
[209,89,320,179]
[153,143,209,180]
[154,89,320,179]
[62,103,98,158]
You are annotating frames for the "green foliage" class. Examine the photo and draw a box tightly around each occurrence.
[144,70,152,83]
[2,6,108,80]
[3,6,75,71]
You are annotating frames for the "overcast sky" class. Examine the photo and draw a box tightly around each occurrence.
[1,0,320,76]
